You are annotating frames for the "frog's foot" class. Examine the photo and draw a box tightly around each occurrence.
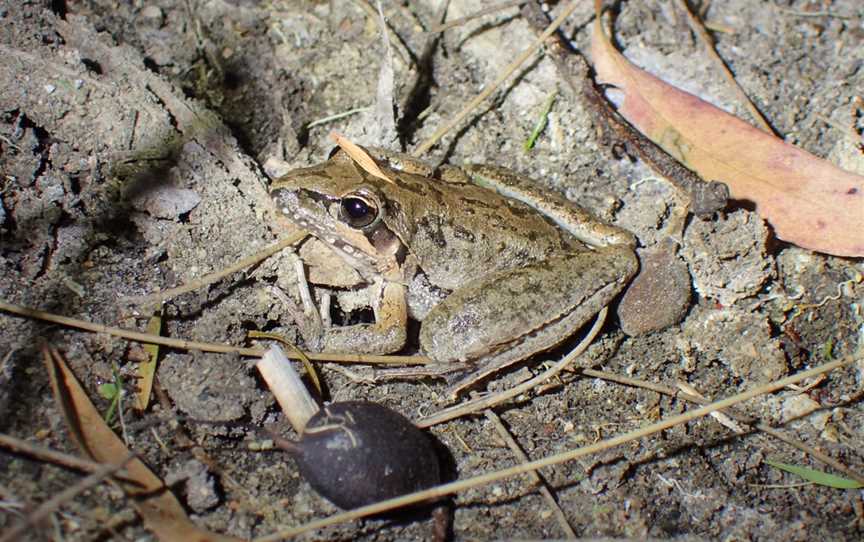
[441,294,610,399]
[273,262,409,355]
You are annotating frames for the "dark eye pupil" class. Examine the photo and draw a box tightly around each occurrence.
[342,198,369,219]
[340,197,377,227]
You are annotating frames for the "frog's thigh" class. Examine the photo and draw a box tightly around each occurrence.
[420,246,637,364]
[321,281,408,354]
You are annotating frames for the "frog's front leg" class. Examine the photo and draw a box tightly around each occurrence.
[315,280,409,355]
[422,245,637,397]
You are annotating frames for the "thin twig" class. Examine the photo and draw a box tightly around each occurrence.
[122,233,305,306]
[413,2,580,156]
[674,0,777,136]
[582,368,864,486]
[0,300,430,365]
[306,107,370,129]
[417,307,607,428]
[429,0,526,33]
[347,0,413,68]
[254,356,855,540]
[484,409,576,538]
[0,433,136,484]
[0,453,135,542]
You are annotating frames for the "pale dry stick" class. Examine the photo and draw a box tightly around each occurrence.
[772,1,856,19]
[0,433,137,484]
[0,300,430,365]
[484,409,576,538]
[255,356,855,541]
[413,1,581,156]
[673,0,777,136]
[430,0,526,33]
[582,368,864,486]
[0,453,136,542]
[306,107,370,129]
[122,233,305,306]
[417,306,607,429]
[347,0,413,68]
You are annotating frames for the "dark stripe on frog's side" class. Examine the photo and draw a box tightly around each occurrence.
[417,215,447,248]
[457,195,500,211]
[392,174,448,207]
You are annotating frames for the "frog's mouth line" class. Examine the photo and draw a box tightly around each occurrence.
[272,187,384,275]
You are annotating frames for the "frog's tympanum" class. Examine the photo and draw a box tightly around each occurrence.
[271,148,637,396]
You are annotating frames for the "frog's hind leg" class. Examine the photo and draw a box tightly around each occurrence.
[440,297,610,399]
[420,246,637,398]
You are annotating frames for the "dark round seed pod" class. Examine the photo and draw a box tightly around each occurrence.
[284,400,441,509]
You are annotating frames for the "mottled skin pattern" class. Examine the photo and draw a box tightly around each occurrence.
[271,148,637,395]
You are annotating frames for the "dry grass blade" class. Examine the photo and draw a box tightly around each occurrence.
[122,233,306,306]
[255,356,855,540]
[429,0,526,33]
[0,300,430,365]
[0,433,136,483]
[484,409,576,538]
[135,311,161,411]
[417,307,607,428]
[0,452,135,542]
[330,131,395,184]
[674,0,775,135]
[582,368,864,486]
[42,346,243,542]
[413,1,581,156]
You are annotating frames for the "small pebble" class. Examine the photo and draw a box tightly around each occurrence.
[44,84,55,94]
[618,239,692,336]
[140,5,164,27]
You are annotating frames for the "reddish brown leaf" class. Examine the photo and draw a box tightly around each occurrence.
[591,9,864,257]
[43,347,243,542]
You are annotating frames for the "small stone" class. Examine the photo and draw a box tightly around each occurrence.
[680,209,775,306]
[135,185,201,219]
[781,394,820,424]
[139,5,164,27]
[618,240,692,336]
[44,84,55,94]
[73,79,83,89]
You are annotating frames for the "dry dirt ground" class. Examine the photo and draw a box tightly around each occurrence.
[1,0,864,540]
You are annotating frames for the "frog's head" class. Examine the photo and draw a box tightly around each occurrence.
[271,152,406,278]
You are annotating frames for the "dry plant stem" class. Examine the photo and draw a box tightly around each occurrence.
[520,1,728,215]
[0,433,136,484]
[256,346,320,433]
[347,0,412,67]
[430,0,526,33]
[583,368,864,486]
[0,453,135,542]
[674,0,777,136]
[484,409,576,538]
[419,306,607,428]
[412,1,580,156]
[255,357,855,541]
[330,131,395,183]
[0,300,430,365]
[122,233,305,306]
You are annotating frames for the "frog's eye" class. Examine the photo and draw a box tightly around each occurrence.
[340,196,378,228]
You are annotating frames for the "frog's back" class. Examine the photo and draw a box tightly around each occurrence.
[387,174,581,291]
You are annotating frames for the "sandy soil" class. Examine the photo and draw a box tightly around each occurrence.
[1,1,863,540]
